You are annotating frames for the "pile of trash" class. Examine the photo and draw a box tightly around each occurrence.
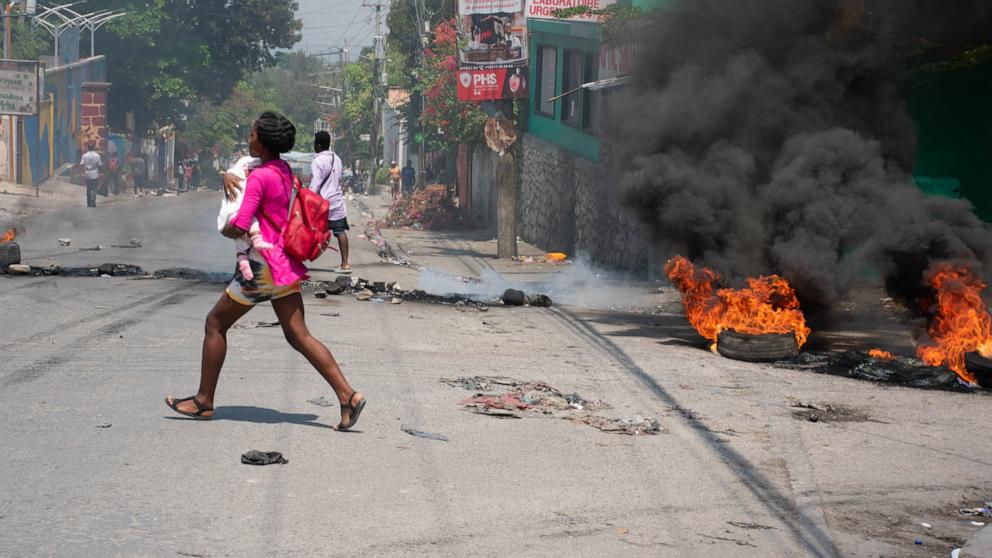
[512,252,570,265]
[441,375,661,435]
[379,185,465,230]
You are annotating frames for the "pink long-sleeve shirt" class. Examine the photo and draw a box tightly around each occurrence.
[232,159,309,286]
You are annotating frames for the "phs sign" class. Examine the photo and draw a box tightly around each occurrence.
[0,60,39,116]
[457,68,528,101]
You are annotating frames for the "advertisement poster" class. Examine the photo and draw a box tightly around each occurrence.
[525,0,617,22]
[458,0,527,69]
[456,67,529,101]
[0,60,39,116]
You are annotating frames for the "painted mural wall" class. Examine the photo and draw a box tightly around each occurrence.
[19,56,107,184]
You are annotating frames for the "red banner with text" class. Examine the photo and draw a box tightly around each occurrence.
[456,67,529,101]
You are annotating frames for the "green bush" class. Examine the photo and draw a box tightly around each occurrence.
[375,167,389,184]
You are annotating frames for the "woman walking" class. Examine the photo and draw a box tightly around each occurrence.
[165,112,365,431]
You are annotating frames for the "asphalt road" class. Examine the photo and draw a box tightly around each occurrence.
[1,187,991,557]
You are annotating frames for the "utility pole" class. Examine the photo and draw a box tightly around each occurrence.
[415,0,428,189]
[364,1,384,195]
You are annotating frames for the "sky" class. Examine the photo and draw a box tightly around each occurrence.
[295,0,389,57]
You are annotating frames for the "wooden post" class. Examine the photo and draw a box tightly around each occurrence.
[496,150,517,258]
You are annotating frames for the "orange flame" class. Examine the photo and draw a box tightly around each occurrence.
[664,256,811,349]
[868,349,895,361]
[916,262,992,385]
[0,228,14,243]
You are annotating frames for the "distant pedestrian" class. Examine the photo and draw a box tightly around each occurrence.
[401,160,415,196]
[190,161,200,191]
[107,151,121,195]
[166,111,366,431]
[77,142,101,208]
[129,152,147,195]
[311,131,350,274]
[388,160,401,200]
[177,162,186,192]
[184,162,193,191]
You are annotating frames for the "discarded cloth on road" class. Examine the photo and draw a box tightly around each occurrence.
[442,375,660,435]
[241,450,288,465]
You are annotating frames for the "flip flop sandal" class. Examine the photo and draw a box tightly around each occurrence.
[337,392,366,431]
[165,395,214,420]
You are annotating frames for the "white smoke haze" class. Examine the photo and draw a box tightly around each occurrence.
[416,253,661,309]
[612,0,992,311]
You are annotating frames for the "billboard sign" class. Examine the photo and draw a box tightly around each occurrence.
[0,60,39,116]
[458,0,527,68]
[456,67,529,101]
[525,0,617,22]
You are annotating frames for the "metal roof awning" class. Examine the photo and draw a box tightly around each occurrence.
[546,75,631,103]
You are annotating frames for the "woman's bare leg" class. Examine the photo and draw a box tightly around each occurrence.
[167,293,252,414]
[271,292,362,423]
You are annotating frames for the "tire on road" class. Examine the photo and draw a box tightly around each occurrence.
[716,330,799,362]
[964,353,992,388]
[0,241,20,267]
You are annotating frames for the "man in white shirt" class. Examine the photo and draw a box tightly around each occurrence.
[78,142,102,207]
[310,131,350,273]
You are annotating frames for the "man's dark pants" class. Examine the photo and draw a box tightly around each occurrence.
[85,178,98,207]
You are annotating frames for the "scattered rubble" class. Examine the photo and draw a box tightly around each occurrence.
[97,263,145,277]
[379,185,465,230]
[442,375,659,435]
[78,245,102,251]
[789,400,872,423]
[570,415,662,435]
[7,263,30,274]
[57,238,71,246]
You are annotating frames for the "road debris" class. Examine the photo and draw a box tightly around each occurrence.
[390,297,403,304]
[789,399,871,423]
[960,506,992,517]
[7,263,30,274]
[442,375,659,435]
[97,263,145,276]
[401,425,448,442]
[58,238,71,246]
[355,288,373,301]
[307,396,336,407]
[240,450,288,465]
[571,415,662,435]
[320,312,341,317]
[79,245,102,251]
[95,423,112,428]
[233,321,281,329]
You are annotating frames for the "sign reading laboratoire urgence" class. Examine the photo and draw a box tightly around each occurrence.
[0,60,39,116]
[456,0,529,101]
[525,0,617,22]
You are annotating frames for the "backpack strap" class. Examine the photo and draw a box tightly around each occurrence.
[256,166,298,235]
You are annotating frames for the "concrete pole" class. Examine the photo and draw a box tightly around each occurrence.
[496,151,518,258]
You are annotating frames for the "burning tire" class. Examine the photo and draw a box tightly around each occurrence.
[0,241,20,267]
[964,353,992,388]
[717,331,800,362]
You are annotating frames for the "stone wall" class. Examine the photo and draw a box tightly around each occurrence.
[519,133,654,274]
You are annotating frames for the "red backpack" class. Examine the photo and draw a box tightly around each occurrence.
[261,171,332,262]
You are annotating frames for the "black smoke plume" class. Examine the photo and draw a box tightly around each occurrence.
[612,0,992,310]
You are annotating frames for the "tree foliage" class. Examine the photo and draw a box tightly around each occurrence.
[416,19,486,147]
[183,52,327,155]
[77,0,302,131]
